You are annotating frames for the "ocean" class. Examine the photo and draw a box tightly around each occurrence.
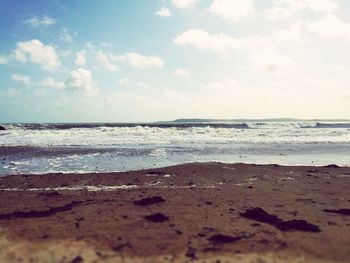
[1,120,350,175]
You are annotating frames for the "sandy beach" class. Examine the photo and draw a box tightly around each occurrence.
[0,162,349,262]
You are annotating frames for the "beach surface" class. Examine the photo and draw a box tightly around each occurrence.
[0,162,349,262]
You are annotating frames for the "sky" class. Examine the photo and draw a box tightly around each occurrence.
[1,0,350,122]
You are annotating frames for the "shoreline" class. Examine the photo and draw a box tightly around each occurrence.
[1,159,349,177]
[0,162,349,262]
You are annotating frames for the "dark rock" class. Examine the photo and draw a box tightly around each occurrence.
[307,169,318,173]
[241,207,321,233]
[202,246,220,253]
[250,223,261,227]
[112,242,133,252]
[325,164,340,168]
[70,256,83,263]
[208,234,241,244]
[0,126,6,131]
[296,198,316,204]
[173,229,182,235]
[241,207,280,223]
[134,196,165,206]
[76,217,85,222]
[323,209,350,216]
[185,247,197,259]
[38,191,62,198]
[305,174,319,178]
[146,171,163,175]
[144,213,169,223]
[0,201,84,220]
[198,226,216,237]
[276,219,321,232]
[288,211,298,216]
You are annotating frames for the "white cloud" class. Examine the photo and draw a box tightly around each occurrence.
[40,77,66,89]
[11,74,31,85]
[119,78,130,87]
[209,0,255,22]
[13,39,60,71]
[75,51,86,65]
[307,15,350,42]
[0,55,8,64]
[171,0,196,9]
[174,24,308,55]
[334,65,350,75]
[173,68,190,76]
[6,88,21,97]
[306,0,338,12]
[155,7,172,17]
[118,78,148,89]
[33,89,47,97]
[101,72,350,120]
[59,49,73,58]
[265,1,307,19]
[136,81,148,89]
[174,29,261,53]
[270,21,305,42]
[96,50,119,71]
[265,0,338,19]
[249,47,296,73]
[114,52,163,69]
[65,68,96,94]
[24,15,57,26]
[60,28,74,43]
[100,42,112,48]
[85,42,95,49]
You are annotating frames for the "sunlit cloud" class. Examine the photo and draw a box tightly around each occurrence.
[173,68,190,76]
[307,15,350,42]
[6,88,21,97]
[75,51,87,65]
[65,68,96,94]
[174,29,261,53]
[0,55,8,64]
[249,47,296,73]
[59,28,74,43]
[96,50,120,72]
[209,0,255,22]
[13,39,60,71]
[112,52,163,69]
[11,74,31,85]
[40,77,66,90]
[24,15,57,26]
[265,0,338,19]
[171,0,196,9]
[155,7,172,17]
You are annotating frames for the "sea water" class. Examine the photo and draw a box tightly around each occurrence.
[0,121,349,175]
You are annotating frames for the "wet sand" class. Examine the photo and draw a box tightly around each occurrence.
[0,162,349,262]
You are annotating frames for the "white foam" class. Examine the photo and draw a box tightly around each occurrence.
[0,185,137,192]
[3,121,350,147]
[149,148,167,157]
[0,184,218,191]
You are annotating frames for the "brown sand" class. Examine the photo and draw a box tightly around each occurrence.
[0,162,349,262]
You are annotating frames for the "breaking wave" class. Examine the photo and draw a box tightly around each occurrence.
[2,122,250,130]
